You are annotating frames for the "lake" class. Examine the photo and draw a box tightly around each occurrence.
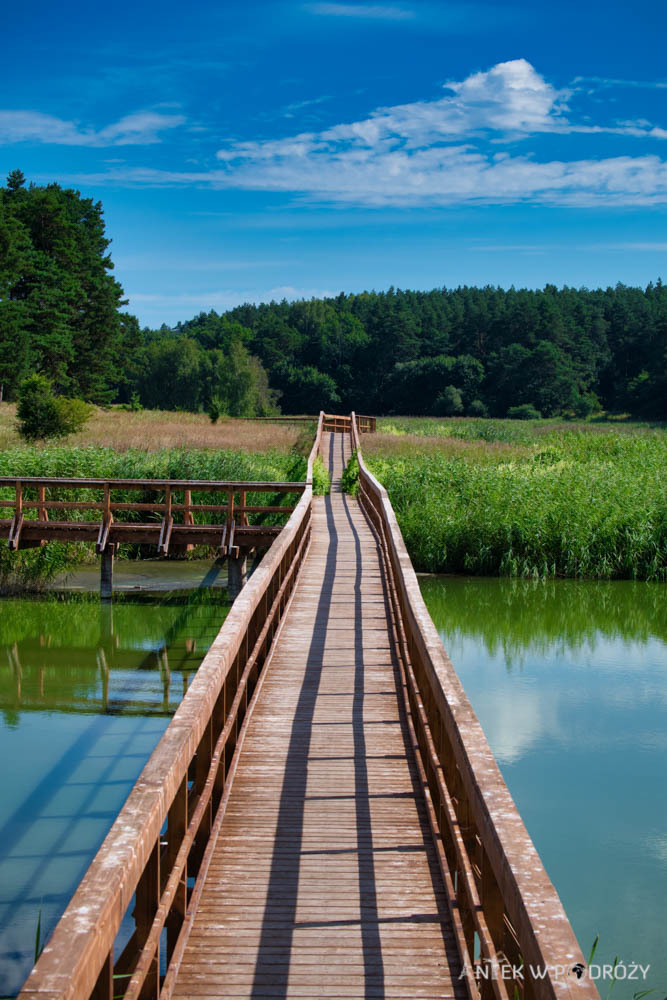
[0,588,229,997]
[420,576,667,994]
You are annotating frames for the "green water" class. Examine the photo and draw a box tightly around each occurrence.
[420,576,667,993]
[0,589,228,996]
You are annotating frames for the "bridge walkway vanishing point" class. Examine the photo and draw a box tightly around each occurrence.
[20,413,597,1000]
[170,430,465,999]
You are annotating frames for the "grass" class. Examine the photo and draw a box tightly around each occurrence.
[0,403,305,454]
[361,418,667,581]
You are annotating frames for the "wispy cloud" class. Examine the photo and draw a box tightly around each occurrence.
[129,285,337,308]
[115,254,289,271]
[282,95,332,118]
[587,242,667,252]
[304,3,415,19]
[0,110,186,146]
[61,152,667,209]
[55,59,667,208]
[573,75,667,91]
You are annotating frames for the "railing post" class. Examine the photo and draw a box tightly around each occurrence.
[184,488,194,527]
[166,777,188,961]
[134,841,160,998]
[90,953,114,1000]
[481,852,506,957]
[9,480,23,549]
[158,485,173,555]
[227,490,234,528]
[38,484,48,521]
[182,487,195,553]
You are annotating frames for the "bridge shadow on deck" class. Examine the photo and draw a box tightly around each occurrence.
[250,433,462,999]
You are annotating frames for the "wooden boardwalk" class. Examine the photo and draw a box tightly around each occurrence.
[171,431,466,999]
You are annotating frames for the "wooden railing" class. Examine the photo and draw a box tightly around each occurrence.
[18,413,324,1000]
[0,478,304,555]
[349,412,597,1000]
[356,413,376,432]
[323,412,375,434]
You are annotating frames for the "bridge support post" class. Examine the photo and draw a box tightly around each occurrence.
[100,545,115,602]
[250,547,263,574]
[227,553,247,600]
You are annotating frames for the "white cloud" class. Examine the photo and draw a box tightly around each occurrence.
[304,3,415,19]
[63,151,667,208]
[210,59,667,206]
[53,59,667,208]
[0,110,185,146]
[216,59,666,162]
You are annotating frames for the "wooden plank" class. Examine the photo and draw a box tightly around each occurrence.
[349,414,598,1000]
[16,419,326,1000]
[170,431,467,1000]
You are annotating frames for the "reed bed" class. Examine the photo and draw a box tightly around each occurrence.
[364,420,666,581]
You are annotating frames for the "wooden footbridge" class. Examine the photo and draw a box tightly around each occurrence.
[0,475,306,599]
[18,414,596,1000]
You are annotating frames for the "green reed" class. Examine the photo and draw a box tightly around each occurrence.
[367,424,666,581]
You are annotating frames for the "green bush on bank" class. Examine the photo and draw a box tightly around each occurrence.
[16,375,93,441]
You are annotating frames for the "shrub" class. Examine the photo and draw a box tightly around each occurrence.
[311,456,331,495]
[207,396,223,424]
[436,385,464,416]
[507,403,541,420]
[571,391,601,419]
[468,399,488,417]
[16,374,61,440]
[16,375,93,441]
[54,397,94,436]
[341,452,359,495]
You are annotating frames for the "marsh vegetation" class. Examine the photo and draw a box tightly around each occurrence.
[362,417,666,581]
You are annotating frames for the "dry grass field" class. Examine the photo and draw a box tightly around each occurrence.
[0,404,307,454]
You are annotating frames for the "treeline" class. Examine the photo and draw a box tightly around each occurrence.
[216,285,666,418]
[1,172,665,419]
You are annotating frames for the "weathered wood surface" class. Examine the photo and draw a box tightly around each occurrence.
[349,414,596,1000]
[170,431,466,1000]
[17,419,324,1000]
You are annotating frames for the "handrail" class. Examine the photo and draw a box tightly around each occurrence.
[0,479,305,554]
[349,412,597,1000]
[0,477,305,489]
[19,412,325,1000]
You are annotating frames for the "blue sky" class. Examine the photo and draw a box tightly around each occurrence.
[2,0,667,327]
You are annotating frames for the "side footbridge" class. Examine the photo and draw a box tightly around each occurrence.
[19,413,597,1000]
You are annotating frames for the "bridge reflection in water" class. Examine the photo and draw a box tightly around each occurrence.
[0,590,228,997]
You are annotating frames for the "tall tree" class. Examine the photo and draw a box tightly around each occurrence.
[0,172,129,401]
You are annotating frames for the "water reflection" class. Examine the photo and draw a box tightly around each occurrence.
[0,590,228,997]
[420,576,667,994]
